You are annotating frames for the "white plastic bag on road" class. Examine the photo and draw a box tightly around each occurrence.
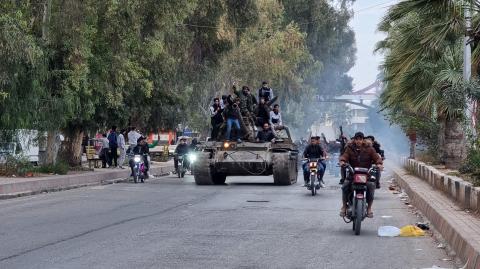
[377,226,401,237]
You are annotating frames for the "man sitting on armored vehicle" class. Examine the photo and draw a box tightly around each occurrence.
[269,104,284,130]
[256,123,276,143]
[255,97,270,126]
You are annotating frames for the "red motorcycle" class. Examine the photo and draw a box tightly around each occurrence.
[342,164,377,235]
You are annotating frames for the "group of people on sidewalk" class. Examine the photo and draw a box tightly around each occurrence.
[209,81,285,142]
[98,126,147,170]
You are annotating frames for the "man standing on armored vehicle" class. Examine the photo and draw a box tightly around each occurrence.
[258,81,274,102]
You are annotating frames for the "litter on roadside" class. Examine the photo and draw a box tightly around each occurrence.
[381,215,393,219]
[378,226,401,237]
[399,225,425,237]
[416,222,430,230]
[436,243,446,249]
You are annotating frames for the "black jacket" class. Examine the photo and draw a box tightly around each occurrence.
[303,144,325,159]
[175,144,190,155]
[132,144,149,155]
[255,104,270,122]
[223,104,241,120]
[256,130,275,142]
[372,141,385,159]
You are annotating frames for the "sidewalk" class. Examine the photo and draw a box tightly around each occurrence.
[0,161,174,199]
[391,163,480,269]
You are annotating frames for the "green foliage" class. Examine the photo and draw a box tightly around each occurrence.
[459,149,480,186]
[0,0,356,160]
[377,0,478,165]
[33,161,69,175]
[0,154,32,177]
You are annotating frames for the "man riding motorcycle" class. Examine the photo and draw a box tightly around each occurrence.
[174,138,190,171]
[366,135,385,189]
[339,132,383,218]
[303,136,327,188]
[129,136,150,178]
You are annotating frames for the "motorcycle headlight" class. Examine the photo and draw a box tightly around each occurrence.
[188,154,197,163]
[134,155,141,162]
[309,162,317,168]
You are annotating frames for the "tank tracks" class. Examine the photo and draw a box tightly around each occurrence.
[193,153,226,185]
[272,152,298,185]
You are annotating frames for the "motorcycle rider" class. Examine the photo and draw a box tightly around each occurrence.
[303,136,327,188]
[174,137,190,172]
[129,136,150,178]
[366,135,384,189]
[339,132,383,218]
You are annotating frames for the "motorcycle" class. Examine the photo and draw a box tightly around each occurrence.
[304,158,321,196]
[177,155,188,178]
[343,164,377,235]
[131,154,148,183]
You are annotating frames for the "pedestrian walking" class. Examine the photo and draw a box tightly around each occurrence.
[117,129,126,169]
[108,126,119,168]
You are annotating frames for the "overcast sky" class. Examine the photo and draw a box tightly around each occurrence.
[348,0,396,90]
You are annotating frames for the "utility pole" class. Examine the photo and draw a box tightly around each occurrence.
[464,1,477,137]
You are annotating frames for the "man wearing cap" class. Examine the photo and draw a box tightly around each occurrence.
[258,81,274,103]
[339,132,383,218]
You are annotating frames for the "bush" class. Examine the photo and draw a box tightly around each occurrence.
[34,161,69,175]
[0,155,33,177]
[459,149,480,186]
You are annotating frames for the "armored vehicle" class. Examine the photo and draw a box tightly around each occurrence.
[192,128,298,185]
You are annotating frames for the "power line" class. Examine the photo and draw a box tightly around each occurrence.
[354,0,397,13]
[176,1,397,30]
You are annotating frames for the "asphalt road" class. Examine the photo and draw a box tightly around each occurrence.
[0,168,455,269]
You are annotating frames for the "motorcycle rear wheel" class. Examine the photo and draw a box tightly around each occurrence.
[310,174,316,196]
[354,199,365,235]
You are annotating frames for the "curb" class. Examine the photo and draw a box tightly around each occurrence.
[391,165,480,269]
[0,165,174,200]
[403,158,480,212]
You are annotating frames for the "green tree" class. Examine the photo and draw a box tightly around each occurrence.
[376,1,480,168]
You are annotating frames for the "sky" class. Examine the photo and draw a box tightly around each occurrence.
[348,0,397,91]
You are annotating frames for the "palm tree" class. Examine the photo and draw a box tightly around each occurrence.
[376,0,478,168]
